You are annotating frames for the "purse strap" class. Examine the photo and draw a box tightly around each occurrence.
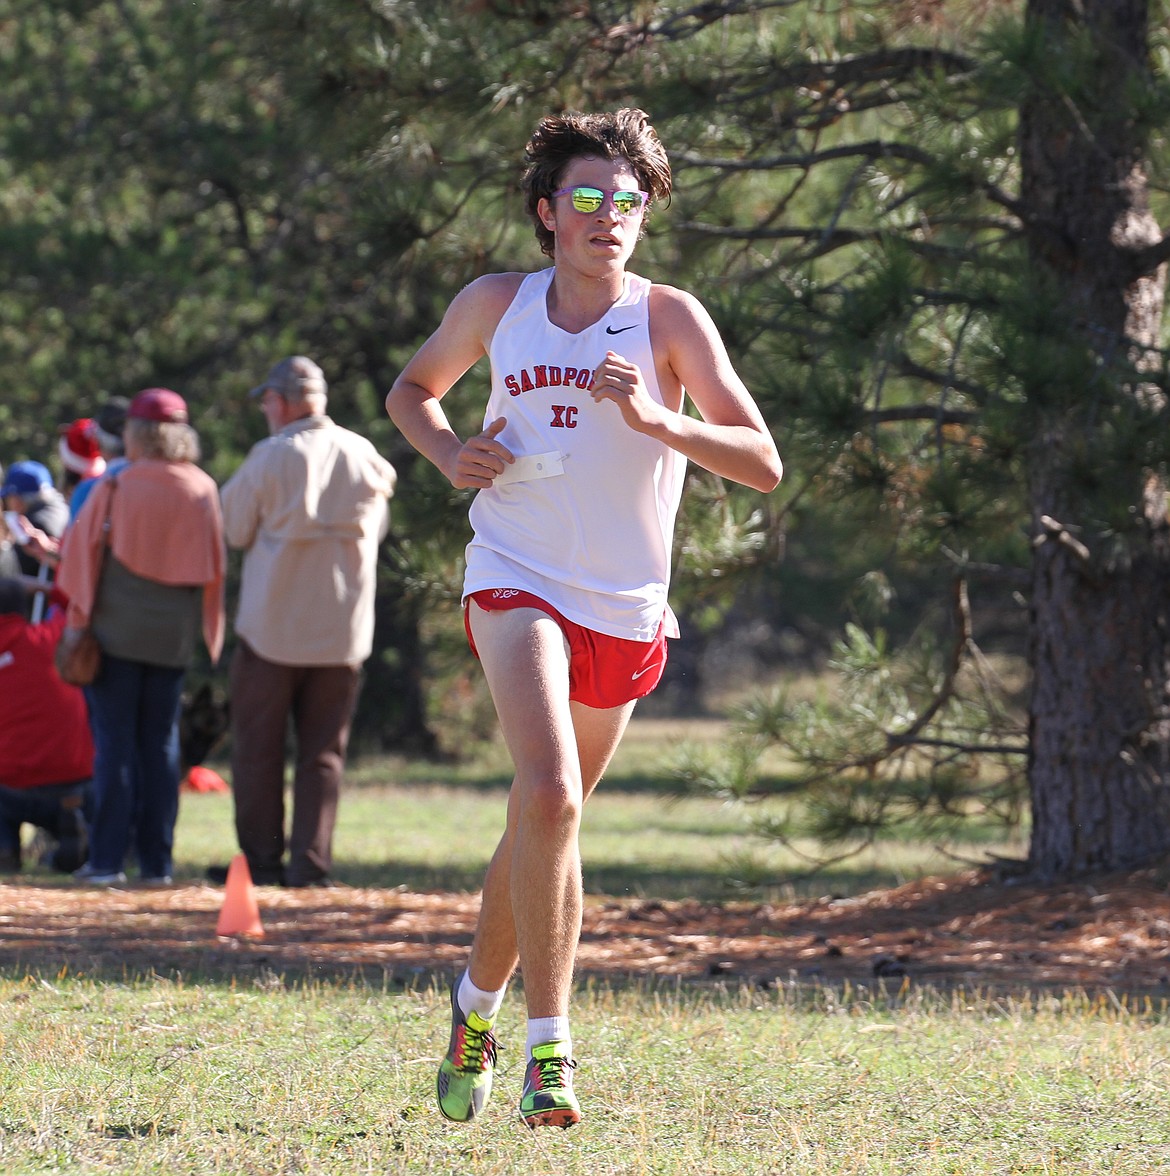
[93,474,118,581]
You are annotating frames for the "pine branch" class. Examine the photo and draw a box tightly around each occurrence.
[866,404,978,426]
[1123,235,1170,282]
[673,140,938,172]
[886,576,972,744]
[889,355,989,404]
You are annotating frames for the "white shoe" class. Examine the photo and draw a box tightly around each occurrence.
[73,864,127,886]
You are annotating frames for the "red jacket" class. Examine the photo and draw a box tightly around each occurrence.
[0,607,94,788]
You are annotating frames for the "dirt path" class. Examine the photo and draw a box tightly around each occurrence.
[3,866,1170,993]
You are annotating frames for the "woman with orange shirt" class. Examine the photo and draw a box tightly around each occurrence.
[57,388,225,886]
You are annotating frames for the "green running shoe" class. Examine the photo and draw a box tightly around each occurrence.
[519,1040,580,1129]
[436,984,499,1122]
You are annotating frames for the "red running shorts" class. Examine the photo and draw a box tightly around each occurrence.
[464,588,668,710]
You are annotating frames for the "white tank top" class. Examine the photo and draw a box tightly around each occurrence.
[464,268,686,641]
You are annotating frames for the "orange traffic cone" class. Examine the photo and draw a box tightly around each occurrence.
[215,854,264,939]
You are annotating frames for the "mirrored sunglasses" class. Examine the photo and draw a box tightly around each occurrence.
[552,186,649,217]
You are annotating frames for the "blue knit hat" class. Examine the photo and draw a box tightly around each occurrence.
[1,461,53,498]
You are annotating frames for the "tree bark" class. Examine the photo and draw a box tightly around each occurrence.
[1027,528,1170,873]
[1021,0,1170,873]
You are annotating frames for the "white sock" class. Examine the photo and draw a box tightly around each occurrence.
[526,1016,571,1058]
[457,970,507,1022]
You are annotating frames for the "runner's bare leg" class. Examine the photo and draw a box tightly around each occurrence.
[465,600,635,1014]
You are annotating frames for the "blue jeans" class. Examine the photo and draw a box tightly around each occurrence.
[0,780,90,871]
[85,654,185,878]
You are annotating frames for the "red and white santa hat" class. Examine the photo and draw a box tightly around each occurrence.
[58,418,107,478]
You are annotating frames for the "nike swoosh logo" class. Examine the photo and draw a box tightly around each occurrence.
[606,324,637,335]
[631,663,659,680]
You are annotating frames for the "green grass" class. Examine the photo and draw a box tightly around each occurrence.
[5,718,1118,1175]
[158,716,1026,902]
[0,979,1168,1174]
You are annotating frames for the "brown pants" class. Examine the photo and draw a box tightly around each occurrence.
[228,641,360,886]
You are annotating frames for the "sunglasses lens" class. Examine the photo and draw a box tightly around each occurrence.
[613,191,644,215]
[570,188,604,213]
[556,187,646,215]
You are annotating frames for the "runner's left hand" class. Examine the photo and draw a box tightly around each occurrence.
[589,351,664,433]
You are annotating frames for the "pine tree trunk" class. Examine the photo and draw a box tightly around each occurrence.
[1027,526,1170,873]
[1021,0,1170,873]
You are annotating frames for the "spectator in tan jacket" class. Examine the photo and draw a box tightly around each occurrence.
[210,357,396,888]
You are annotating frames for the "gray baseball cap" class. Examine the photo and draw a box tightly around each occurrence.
[249,356,327,400]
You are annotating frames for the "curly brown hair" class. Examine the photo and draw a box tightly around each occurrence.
[522,108,673,259]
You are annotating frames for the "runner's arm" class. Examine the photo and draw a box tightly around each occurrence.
[385,276,518,490]
[594,285,782,493]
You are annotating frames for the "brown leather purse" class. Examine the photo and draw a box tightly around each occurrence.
[54,624,102,686]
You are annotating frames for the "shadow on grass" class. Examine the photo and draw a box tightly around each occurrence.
[259,856,989,904]
[0,859,931,908]
[350,769,808,797]
[347,751,806,799]
[321,859,754,900]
